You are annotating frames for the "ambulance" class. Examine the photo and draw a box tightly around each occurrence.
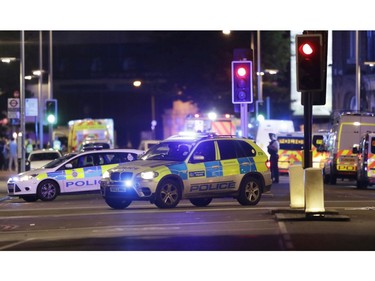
[67,119,115,152]
[253,119,295,156]
[323,112,375,184]
[355,132,375,188]
[312,130,330,169]
[277,132,304,173]
[184,113,239,136]
[276,131,328,173]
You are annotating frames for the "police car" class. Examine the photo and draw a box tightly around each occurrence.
[100,134,272,209]
[7,148,144,202]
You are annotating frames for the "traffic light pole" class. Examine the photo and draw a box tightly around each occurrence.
[20,31,26,172]
[240,103,248,138]
[303,92,313,168]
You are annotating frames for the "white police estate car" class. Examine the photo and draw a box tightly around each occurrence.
[100,134,272,209]
[7,148,143,202]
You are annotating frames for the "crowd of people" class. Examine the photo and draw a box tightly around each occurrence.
[0,137,36,172]
[0,137,19,171]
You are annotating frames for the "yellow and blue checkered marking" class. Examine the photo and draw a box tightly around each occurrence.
[163,157,258,179]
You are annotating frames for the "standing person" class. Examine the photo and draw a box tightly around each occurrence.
[3,138,9,170]
[8,137,18,172]
[0,137,5,170]
[267,133,280,183]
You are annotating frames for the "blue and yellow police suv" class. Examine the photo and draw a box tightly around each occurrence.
[100,134,272,209]
[7,149,143,202]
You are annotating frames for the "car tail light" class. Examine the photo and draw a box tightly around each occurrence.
[265,160,271,169]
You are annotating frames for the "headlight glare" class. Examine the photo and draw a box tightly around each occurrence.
[9,175,35,182]
[140,171,158,180]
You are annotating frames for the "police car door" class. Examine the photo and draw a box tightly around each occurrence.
[62,154,102,193]
[216,140,245,190]
[186,140,224,195]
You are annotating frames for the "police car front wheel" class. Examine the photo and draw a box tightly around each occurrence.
[37,180,59,201]
[154,179,181,209]
[237,177,262,206]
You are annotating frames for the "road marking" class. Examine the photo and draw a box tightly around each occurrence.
[0,238,36,250]
[344,206,375,210]
[277,221,294,250]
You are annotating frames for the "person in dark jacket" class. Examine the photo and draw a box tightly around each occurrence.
[267,133,280,183]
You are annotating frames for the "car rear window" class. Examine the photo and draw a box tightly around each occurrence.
[217,140,256,160]
[30,152,60,161]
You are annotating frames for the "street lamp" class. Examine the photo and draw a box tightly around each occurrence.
[0,57,17,64]
[364,61,375,67]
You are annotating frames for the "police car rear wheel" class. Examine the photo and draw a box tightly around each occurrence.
[189,198,212,207]
[37,180,59,201]
[154,179,181,209]
[105,198,132,209]
[237,177,262,206]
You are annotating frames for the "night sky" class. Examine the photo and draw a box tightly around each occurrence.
[0,31,255,147]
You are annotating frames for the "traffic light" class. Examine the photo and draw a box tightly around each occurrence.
[231,61,253,104]
[45,99,57,124]
[296,34,323,92]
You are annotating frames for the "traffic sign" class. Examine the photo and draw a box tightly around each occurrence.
[26,98,38,117]
[7,98,20,119]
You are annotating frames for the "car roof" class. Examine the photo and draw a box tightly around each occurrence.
[77,148,144,155]
[165,133,247,143]
[30,149,61,154]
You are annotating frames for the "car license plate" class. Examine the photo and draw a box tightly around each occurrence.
[110,186,127,192]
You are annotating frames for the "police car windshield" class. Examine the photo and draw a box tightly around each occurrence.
[141,141,193,161]
[42,153,78,169]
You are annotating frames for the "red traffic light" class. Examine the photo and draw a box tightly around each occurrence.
[300,43,314,56]
[231,61,253,104]
[236,67,247,77]
[296,34,323,92]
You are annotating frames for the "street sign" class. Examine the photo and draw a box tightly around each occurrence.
[7,98,20,119]
[25,98,38,116]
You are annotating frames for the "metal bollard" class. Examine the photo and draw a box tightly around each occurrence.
[289,165,304,208]
[305,167,325,214]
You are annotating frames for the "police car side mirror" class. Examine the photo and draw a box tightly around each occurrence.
[65,163,73,169]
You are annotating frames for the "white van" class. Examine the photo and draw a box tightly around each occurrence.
[254,119,295,157]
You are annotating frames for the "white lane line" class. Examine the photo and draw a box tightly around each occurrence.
[0,238,36,250]
[277,221,294,250]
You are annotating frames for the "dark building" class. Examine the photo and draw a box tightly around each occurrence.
[332,31,375,113]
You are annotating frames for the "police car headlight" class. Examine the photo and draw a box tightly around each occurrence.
[102,171,110,179]
[9,174,35,182]
[140,171,159,180]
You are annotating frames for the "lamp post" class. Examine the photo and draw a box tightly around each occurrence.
[33,68,45,149]
[20,31,26,172]
[355,31,360,111]
[133,80,157,139]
